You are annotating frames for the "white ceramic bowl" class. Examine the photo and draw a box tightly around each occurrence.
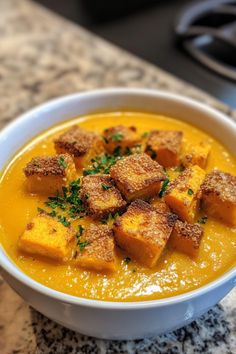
[0,88,235,340]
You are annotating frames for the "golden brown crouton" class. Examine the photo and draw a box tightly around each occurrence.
[75,224,116,272]
[150,197,170,214]
[103,125,141,154]
[181,141,211,169]
[201,169,236,226]
[54,125,104,168]
[81,174,126,218]
[146,130,183,167]
[165,165,205,223]
[24,154,77,195]
[110,153,166,201]
[113,200,177,267]
[18,214,75,261]
[170,220,204,257]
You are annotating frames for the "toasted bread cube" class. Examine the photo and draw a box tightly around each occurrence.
[181,141,211,169]
[54,125,104,168]
[146,130,183,167]
[165,165,205,223]
[75,224,116,272]
[24,154,77,195]
[81,174,126,218]
[114,200,177,267]
[18,214,76,261]
[103,125,141,154]
[170,220,203,257]
[201,170,236,226]
[110,153,166,201]
[150,197,170,214]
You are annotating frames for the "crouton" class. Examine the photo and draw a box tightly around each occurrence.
[110,153,166,201]
[103,125,141,154]
[75,224,116,272]
[170,220,204,257]
[181,141,211,169]
[201,169,236,226]
[18,214,75,261]
[113,200,177,267]
[165,165,205,222]
[150,197,170,214]
[81,174,126,218]
[54,125,104,168]
[24,154,77,195]
[146,130,183,167]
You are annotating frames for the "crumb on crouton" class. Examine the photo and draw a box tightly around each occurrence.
[201,169,236,226]
[75,224,116,272]
[170,220,204,257]
[81,174,126,218]
[113,199,177,267]
[110,153,166,201]
[24,154,77,194]
[165,165,205,223]
[146,130,183,167]
[103,125,141,153]
[18,214,76,261]
[54,125,104,168]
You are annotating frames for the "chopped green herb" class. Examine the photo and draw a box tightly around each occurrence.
[174,165,185,173]
[124,257,131,264]
[103,136,109,144]
[142,132,149,138]
[77,224,85,237]
[101,212,115,225]
[58,156,67,169]
[83,153,120,175]
[111,133,123,142]
[101,183,112,191]
[85,193,90,199]
[159,178,170,198]
[146,146,157,159]
[188,188,194,195]
[132,268,137,273]
[48,210,57,217]
[113,146,122,157]
[78,240,90,252]
[57,215,70,227]
[37,207,45,214]
[197,216,208,224]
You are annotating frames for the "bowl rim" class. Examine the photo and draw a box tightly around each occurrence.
[0,87,235,310]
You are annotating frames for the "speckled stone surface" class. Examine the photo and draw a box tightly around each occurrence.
[0,1,235,353]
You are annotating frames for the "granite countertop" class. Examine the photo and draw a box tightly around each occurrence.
[0,1,235,353]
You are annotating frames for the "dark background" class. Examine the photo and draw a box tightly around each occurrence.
[34,0,236,108]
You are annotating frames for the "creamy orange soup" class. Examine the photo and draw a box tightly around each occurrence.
[0,112,236,301]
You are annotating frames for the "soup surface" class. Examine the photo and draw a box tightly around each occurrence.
[0,112,235,301]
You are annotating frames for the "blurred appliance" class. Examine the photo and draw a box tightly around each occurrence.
[34,0,236,108]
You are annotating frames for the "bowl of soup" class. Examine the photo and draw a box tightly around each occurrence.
[0,88,235,339]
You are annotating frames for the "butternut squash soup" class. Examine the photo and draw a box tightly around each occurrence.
[0,111,236,302]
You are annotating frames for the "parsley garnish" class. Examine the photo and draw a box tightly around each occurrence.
[198,216,208,224]
[159,178,170,198]
[57,215,70,227]
[142,132,149,138]
[83,153,120,175]
[58,156,67,169]
[77,224,84,237]
[76,225,90,251]
[146,146,157,159]
[188,188,194,195]
[78,241,90,252]
[124,257,131,264]
[101,183,112,191]
[111,133,123,142]
[174,165,185,173]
